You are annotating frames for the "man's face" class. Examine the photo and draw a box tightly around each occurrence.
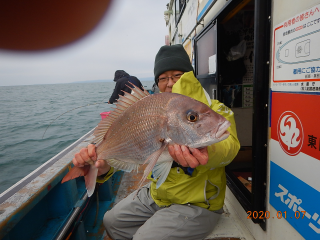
[157,70,184,93]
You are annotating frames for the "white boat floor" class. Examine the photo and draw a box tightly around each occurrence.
[103,168,255,240]
[205,202,255,240]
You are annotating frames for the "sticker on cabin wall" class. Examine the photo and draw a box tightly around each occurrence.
[272,3,320,92]
[209,54,216,74]
[277,111,304,156]
[271,92,320,160]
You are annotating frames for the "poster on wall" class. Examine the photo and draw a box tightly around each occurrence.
[242,84,253,107]
[269,92,320,240]
[184,40,192,63]
[272,3,320,92]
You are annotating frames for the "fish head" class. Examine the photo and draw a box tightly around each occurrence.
[166,94,231,148]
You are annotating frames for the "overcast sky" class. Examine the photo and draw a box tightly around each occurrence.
[0,0,169,86]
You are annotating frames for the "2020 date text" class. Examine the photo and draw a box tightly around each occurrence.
[247,211,307,219]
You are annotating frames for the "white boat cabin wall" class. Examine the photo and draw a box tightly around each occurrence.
[164,0,320,240]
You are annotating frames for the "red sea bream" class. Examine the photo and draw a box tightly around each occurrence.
[62,85,231,196]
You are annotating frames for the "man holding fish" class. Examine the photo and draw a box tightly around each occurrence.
[70,45,240,240]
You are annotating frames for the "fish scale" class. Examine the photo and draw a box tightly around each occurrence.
[98,95,170,163]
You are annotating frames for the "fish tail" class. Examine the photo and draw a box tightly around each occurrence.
[84,164,99,197]
[61,164,98,197]
[61,165,90,183]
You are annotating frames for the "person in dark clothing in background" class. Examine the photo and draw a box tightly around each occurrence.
[108,70,144,104]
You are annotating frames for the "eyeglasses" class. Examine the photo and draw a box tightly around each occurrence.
[157,73,183,84]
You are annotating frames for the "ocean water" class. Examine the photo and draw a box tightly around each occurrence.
[0,81,154,194]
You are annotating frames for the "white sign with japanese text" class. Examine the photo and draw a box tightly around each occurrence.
[272,3,320,92]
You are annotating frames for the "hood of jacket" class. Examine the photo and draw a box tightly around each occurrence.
[114,70,130,82]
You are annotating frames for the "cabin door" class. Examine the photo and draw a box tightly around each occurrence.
[194,0,271,230]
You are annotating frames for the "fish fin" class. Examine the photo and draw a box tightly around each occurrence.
[84,164,99,197]
[61,165,90,183]
[137,142,168,191]
[92,115,116,145]
[92,84,150,146]
[152,161,173,189]
[125,82,150,99]
[107,159,140,172]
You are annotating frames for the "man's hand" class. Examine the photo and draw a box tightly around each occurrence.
[73,144,111,176]
[168,144,209,168]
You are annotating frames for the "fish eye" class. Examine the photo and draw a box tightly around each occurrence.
[186,111,198,122]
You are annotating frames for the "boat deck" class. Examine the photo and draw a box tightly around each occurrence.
[103,167,254,240]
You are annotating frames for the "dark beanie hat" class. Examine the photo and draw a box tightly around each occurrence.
[154,44,194,84]
[113,70,129,82]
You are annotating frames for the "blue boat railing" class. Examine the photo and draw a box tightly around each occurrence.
[0,129,123,240]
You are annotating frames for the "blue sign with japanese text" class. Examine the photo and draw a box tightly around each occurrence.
[270,161,320,239]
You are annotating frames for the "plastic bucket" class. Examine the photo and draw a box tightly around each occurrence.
[100,111,111,120]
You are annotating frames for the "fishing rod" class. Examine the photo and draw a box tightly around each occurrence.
[42,84,152,139]
[42,95,110,139]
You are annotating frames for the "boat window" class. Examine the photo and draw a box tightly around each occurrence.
[175,0,186,25]
[193,20,218,100]
[195,24,217,76]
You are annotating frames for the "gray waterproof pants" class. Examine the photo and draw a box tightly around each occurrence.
[103,184,222,240]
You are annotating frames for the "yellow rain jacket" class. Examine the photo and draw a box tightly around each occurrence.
[148,71,240,211]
